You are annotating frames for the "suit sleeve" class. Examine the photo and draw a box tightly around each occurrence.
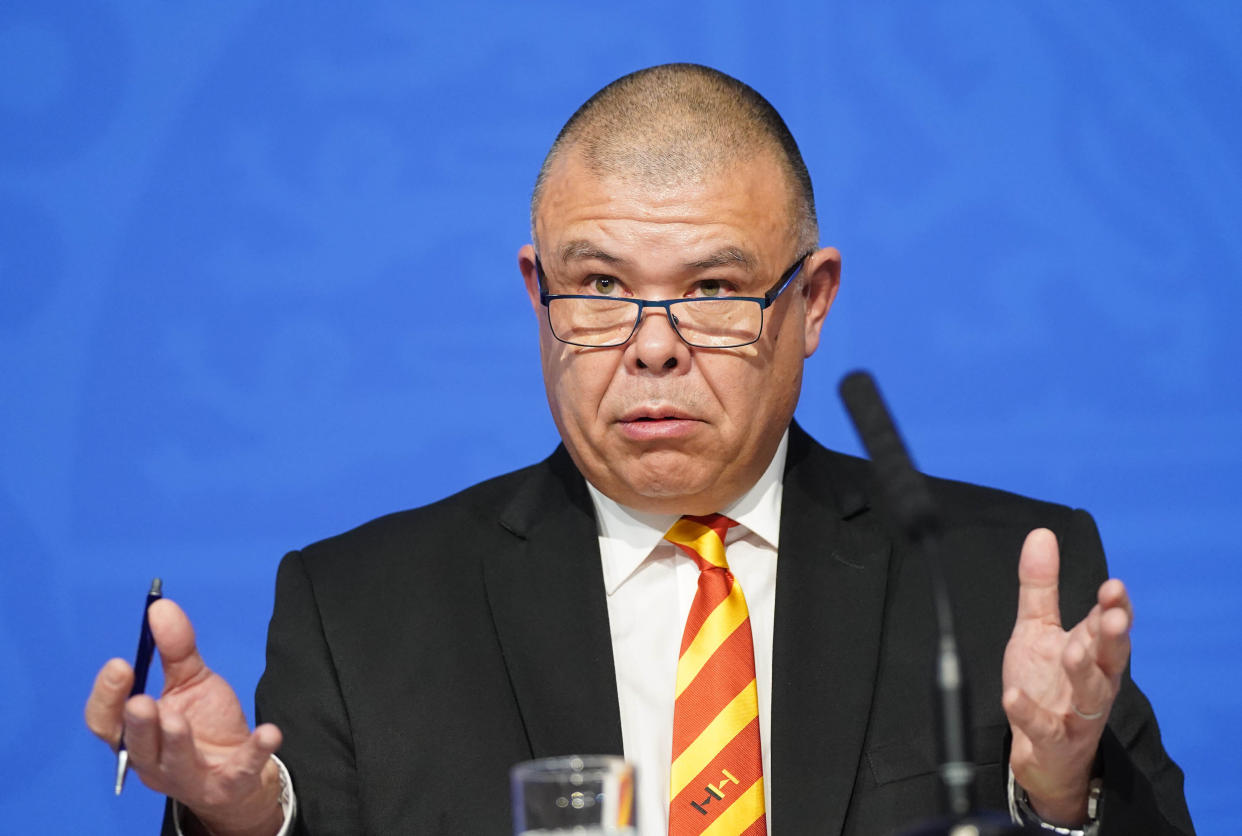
[1062,510,1196,835]
[254,550,364,835]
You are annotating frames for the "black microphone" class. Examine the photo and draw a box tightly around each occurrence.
[838,371,939,540]
[840,371,1025,834]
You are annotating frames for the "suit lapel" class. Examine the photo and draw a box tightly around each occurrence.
[483,447,625,760]
[771,425,893,834]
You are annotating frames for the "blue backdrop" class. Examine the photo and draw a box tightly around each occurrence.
[2,2,1238,832]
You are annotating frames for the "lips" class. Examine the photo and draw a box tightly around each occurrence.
[616,405,702,440]
[618,405,697,423]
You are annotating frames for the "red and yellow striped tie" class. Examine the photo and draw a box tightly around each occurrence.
[666,514,766,836]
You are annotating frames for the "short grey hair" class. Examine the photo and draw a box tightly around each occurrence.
[530,63,818,252]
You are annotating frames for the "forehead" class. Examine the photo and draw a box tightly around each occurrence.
[534,149,799,267]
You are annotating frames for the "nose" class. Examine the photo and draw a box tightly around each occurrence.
[628,305,691,372]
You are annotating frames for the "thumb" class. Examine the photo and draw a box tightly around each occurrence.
[1015,528,1062,627]
[147,598,208,691]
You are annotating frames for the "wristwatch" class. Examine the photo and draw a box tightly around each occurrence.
[1010,771,1103,836]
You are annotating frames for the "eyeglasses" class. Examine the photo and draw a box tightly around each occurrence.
[536,252,812,349]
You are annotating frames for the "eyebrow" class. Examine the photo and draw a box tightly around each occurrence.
[686,247,754,270]
[555,242,755,271]
[558,240,624,264]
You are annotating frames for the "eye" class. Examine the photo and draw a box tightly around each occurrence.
[590,276,620,295]
[693,279,731,298]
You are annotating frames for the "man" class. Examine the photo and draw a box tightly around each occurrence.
[86,64,1193,835]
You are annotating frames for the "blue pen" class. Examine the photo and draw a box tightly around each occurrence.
[115,577,163,795]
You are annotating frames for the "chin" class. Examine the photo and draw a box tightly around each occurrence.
[575,440,730,511]
[620,468,723,513]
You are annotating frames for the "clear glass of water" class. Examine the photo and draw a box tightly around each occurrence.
[510,754,636,835]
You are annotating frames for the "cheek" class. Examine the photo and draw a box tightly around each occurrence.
[765,314,808,387]
[699,356,767,423]
[711,341,803,424]
[544,346,618,427]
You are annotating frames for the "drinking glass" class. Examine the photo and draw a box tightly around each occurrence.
[510,754,636,835]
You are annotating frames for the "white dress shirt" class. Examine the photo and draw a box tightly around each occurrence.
[589,432,788,836]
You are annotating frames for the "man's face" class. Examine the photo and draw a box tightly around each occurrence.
[519,149,840,514]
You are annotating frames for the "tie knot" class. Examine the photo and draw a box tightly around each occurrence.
[664,513,738,572]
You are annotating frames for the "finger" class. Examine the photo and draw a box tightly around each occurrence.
[1015,528,1062,627]
[227,725,284,781]
[1096,602,1132,678]
[1062,634,1112,721]
[197,725,285,806]
[1003,686,1058,740]
[253,723,284,756]
[85,658,133,748]
[157,705,199,783]
[1076,581,1132,678]
[147,599,209,692]
[122,694,162,769]
[1098,578,1133,630]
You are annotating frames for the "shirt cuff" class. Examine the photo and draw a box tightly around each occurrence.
[172,754,296,836]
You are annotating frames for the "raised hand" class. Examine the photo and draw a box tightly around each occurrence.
[85,599,286,836]
[1001,527,1133,825]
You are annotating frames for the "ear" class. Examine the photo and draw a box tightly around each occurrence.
[518,244,542,313]
[800,246,841,357]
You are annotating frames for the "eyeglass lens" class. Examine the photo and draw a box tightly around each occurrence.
[547,297,763,348]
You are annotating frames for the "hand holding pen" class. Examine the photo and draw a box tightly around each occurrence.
[84,586,286,836]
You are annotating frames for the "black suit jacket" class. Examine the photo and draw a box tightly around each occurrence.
[171,426,1191,834]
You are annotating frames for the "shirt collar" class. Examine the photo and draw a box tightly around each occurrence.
[588,430,788,595]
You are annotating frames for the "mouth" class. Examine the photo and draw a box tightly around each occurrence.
[619,407,696,422]
[616,407,702,440]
